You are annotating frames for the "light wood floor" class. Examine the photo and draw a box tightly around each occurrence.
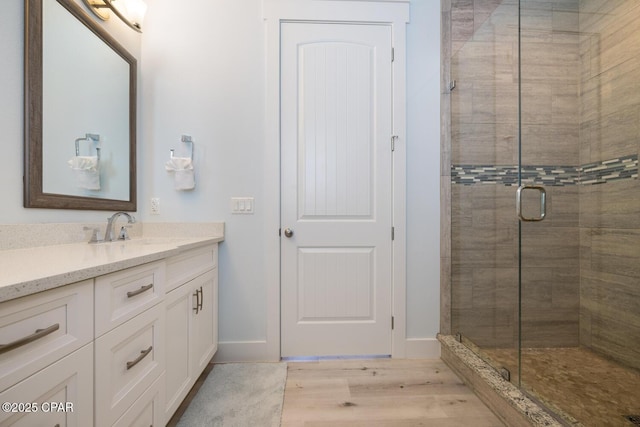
[280,358,505,427]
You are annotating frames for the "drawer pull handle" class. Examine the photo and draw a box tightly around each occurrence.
[198,286,203,311]
[0,323,60,355]
[127,283,154,298]
[126,345,153,370]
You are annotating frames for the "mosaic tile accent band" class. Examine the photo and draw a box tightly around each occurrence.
[580,155,639,185]
[451,155,638,186]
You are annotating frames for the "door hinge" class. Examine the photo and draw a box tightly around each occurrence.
[391,135,398,151]
[391,227,395,240]
[391,47,395,62]
[391,316,395,330]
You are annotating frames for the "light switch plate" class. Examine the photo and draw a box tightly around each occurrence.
[231,197,254,214]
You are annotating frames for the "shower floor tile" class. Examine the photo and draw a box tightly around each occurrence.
[483,347,640,427]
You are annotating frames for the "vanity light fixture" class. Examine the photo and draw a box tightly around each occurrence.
[82,0,147,33]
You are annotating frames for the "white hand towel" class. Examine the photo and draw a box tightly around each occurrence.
[165,157,195,190]
[68,156,100,190]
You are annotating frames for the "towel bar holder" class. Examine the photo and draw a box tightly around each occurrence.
[75,133,101,160]
[170,134,194,160]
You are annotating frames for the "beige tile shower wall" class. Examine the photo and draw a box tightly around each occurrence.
[449,0,581,348]
[451,184,519,347]
[578,1,640,371]
[520,0,581,167]
[449,0,518,347]
[451,184,581,348]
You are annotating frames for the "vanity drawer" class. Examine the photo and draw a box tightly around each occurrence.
[0,280,93,392]
[165,244,217,293]
[95,303,164,427]
[95,261,165,337]
[0,343,93,427]
[112,373,165,427]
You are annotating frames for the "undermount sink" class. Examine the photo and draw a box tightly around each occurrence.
[123,237,182,246]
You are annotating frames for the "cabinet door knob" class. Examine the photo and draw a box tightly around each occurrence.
[283,228,294,238]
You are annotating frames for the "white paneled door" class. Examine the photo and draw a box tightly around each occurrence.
[280,22,394,357]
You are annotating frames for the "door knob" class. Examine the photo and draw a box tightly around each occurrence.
[283,228,294,238]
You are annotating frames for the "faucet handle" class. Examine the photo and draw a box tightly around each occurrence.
[83,226,104,244]
[118,225,133,240]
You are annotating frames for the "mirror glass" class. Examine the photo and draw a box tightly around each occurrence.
[25,0,137,211]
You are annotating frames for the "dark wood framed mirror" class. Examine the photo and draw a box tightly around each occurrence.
[24,0,137,211]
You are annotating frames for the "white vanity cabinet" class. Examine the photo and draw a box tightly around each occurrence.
[111,374,164,427]
[0,280,94,427]
[94,261,165,337]
[164,245,218,421]
[94,262,166,427]
[0,235,222,427]
[0,344,94,427]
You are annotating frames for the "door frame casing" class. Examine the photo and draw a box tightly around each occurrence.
[264,0,410,360]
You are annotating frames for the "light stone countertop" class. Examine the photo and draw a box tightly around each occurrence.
[0,234,223,304]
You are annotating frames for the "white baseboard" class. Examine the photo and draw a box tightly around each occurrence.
[212,341,278,363]
[405,338,441,359]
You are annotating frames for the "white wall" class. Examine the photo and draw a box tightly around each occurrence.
[142,0,441,359]
[140,0,268,345]
[0,0,440,359]
[405,0,441,343]
[1,1,25,222]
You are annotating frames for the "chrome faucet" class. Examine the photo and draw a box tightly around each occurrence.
[105,212,136,242]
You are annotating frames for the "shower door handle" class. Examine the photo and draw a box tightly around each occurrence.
[516,185,546,222]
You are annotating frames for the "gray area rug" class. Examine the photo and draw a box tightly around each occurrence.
[177,363,287,427]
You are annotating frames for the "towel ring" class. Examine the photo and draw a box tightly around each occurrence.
[170,134,194,160]
[75,133,101,160]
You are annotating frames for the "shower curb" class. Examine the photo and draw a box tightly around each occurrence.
[438,334,568,427]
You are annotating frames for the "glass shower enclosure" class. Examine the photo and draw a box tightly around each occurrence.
[449,1,640,425]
